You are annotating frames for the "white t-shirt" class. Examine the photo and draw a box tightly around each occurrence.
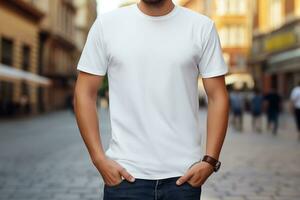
[291,86,300,109]
[77,3,228,179]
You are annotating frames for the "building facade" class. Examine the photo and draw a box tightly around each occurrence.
[249,0,300,98]
[33,0,78,110]
[179,0,203,13]
[202,0,253,75]
[179,0,254,90]
[74,0,97,57]
[0,0,48,116]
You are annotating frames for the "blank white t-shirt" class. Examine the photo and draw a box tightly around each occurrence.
[77,3,228,179]
[291,86,300,109]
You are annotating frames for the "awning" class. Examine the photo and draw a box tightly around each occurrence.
[0,64,51,86]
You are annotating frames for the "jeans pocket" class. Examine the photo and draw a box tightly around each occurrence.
[185,181,201,189]
[105,178,126,188]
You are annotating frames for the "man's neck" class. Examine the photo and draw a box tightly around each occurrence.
[137,0,175,17]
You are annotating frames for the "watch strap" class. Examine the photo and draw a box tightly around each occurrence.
[202,155,220,172]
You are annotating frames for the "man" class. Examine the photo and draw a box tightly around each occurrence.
[229,88,244,132]
[74,0,229,199]
[251,88,264,133]
[290,81,300,141]
[264,87,282,135]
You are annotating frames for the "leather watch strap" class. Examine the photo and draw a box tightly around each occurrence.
[189,155,221,172]
[202,155,219,168]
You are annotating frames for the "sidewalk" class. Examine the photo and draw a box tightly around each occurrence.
[0,108,299,200]
[201,109,300,200]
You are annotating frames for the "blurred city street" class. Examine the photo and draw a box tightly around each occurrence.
[1,1,300,200]
[0,107,299,200]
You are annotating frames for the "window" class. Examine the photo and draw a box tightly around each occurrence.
[216,0,227,15]
[21,81,29,96]
[228,0,238,14]
[215,0,247,15]
[0,81,13,103]
[229,26,237,46]
[219,25,246,47]
[270,0,283,28]
[22,45,31,71]
[237,0,247,14]
[1,37,14,66]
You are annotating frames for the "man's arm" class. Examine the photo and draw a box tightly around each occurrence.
[176,75,229,187]
[74,71,135,186]
[74,72,105,163]
[202,75,229,160]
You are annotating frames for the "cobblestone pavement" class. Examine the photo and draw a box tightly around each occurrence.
[0,108,299,200]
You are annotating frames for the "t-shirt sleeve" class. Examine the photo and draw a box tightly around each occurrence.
[77,17,108,76]
[198,22,229,78]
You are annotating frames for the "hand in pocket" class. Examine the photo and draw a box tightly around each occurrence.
[93,157,135,186]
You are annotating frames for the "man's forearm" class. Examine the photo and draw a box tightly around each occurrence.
[74,92,106,164]
[205,93,229,160]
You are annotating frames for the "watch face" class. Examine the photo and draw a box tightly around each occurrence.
[215,162,221,172]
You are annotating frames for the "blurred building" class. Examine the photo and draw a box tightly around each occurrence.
[201,0,253,74]
[74,0,97,56]
[26,0,78,111]
[119,0,138,7]
[0,0,97,117]
[0,0,51,116]
[249,0,300,98]
[179,0,203,13]
[179,0,254,90]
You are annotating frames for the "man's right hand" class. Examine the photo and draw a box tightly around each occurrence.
[93,157,136,186]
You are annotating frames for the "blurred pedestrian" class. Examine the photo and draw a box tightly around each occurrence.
[229,88,244,132]
[251,88,263,133]
[264,87,282,135]
[290,81,300,141]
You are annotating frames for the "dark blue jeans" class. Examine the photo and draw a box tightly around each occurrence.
[267,111,279,134]
[103,176,202,200]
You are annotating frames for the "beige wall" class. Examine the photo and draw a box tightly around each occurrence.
[31,0,80,110]
[206,0,253,73]
[182,0,202,13]
[74,0,97,50]
[296,0,300,16]
[256,0,300,33]
[32,0,77,76]
[180,0,252,72]
[0,5,40,105]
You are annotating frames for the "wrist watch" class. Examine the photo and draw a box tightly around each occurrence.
[202,155,221,172]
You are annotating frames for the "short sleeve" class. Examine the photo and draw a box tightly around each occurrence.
[198,22,228,78]
[77,17,108,76]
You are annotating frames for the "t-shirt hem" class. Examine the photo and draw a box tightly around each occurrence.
[201,68,228,78]
[128,172,185,180]
[77,64,106,76]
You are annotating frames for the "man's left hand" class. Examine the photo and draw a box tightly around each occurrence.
[176,161,214,187]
